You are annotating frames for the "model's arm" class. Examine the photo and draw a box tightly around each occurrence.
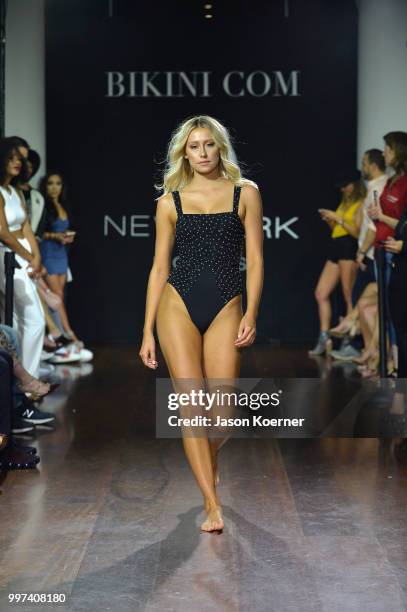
[318,209,336,230]
[320,204,361,239]
[375,210,399,230]
[19,191,41,262]
[235,184,264,348]
[139,193,176,369]
[0,193,34,263]
[368,197,400,230]
[357,227,376,259]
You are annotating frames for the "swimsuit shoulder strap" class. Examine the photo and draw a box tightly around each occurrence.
[171,191,183,217]
[233,184,242,214]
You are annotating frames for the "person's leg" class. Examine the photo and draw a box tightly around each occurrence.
[389,285,407,377]
[384,254,398,361]
[12,268,45,377]
[357,284,378,351]
[314,260,341,332]
[38,292,64,337]
[45,274,74,334]
[156,283,222,531]
[0,351,13,442]
[339,260,357,315]
[201,294,243,489]
[0,324,50,397]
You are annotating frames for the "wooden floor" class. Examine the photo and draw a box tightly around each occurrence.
[1,345,407,612]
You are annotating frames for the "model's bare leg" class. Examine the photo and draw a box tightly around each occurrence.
[156,283,222,532]
[38,293,63,339]
[202,294,243,493]
[357,283,378,351]
[339,260,357,316]
[45,274,79,340]
[314,261,340,331]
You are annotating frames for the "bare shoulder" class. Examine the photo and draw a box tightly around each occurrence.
[155,192,177,224]
[155,192,175,212]
[240,181,262,210]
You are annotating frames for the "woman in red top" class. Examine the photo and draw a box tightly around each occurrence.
[369,131,407,368]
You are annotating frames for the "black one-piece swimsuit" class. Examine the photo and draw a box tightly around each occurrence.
[167,185,245,335]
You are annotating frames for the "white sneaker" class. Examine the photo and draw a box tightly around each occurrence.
[79,348,93,362]
[49,345,81,364]
[41,350,54,362]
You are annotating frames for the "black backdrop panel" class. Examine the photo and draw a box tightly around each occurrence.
[45,0,357,343]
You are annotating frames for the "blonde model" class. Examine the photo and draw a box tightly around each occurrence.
[139,115,264,533]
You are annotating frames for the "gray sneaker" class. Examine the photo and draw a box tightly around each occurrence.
[309,332,332,356]
[330,344,361,362]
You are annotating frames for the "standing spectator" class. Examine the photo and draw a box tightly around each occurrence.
[0,139,45,377]
[18,149,46,238]
[356,149,387,281]
[39,171,80,343]
[369,131,407,362]
[309,172,365,355]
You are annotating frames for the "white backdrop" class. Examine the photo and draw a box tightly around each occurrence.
[4,0,46,183]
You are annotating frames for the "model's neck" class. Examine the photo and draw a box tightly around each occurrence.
[369,169,385,181]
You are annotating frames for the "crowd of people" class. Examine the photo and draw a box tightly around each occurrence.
[0,136,93,470]
[310,131,407,386]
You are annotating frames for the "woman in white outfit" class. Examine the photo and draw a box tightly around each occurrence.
[0,140,45,377]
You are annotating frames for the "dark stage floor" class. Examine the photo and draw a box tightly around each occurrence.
[1,345,407,612]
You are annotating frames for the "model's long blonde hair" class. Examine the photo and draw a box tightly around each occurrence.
[155,115,256,194]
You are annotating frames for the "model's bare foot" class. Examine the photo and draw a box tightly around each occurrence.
[353,348,377,365]
[201,505,224,533]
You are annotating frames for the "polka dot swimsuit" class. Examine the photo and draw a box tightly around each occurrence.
[167,185,245,334]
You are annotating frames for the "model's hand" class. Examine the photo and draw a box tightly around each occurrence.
[235,313,256,348]
[139,333,158,369]
[356,252,367,271]
[368,201,382,220]
[321,210,339,222]
[27,256,42,279]
[62,232,75,245]
[384,237,403,254]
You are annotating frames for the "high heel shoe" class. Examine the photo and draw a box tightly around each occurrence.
[17,380,59,401]
[309,332,332,356]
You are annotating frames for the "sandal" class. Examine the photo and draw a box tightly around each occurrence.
[17,379,59,400]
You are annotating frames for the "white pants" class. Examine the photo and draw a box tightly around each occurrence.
[0,238,45,377]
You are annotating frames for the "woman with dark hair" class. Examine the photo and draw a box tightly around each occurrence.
[369,131,407,375]
[39,171,80,343]
[309,172,366,355]
[0,139,46,377]
[17,149,44,236]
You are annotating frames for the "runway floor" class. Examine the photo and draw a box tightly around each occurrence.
[1,345,407,612]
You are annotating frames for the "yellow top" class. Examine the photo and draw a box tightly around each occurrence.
[331,198,363,238]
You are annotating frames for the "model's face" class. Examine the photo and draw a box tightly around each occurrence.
[361,154,371,179]
[6,152,22,178]
[47,175,63,199]
[341,182,354,197]
[384,144,395,167]
[184,127,220,173]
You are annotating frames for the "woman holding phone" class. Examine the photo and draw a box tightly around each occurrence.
[39,172,80,343]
